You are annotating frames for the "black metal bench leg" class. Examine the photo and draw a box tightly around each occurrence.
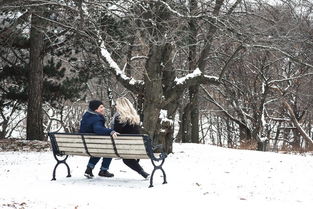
[149,158,166,188]
[160,167,167,184]
[52,162,59,181]
[149,169,156,188]
[51,154,71,180]
[65,162,71,178]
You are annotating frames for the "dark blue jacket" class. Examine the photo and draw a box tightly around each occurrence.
[79,110,113,135]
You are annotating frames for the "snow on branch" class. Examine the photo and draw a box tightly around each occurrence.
[99,42,144,87]
[162,68,219,107]
[174,68,219,86]
[100,42,123,77]
[174,68,202,84]
[81,1,144,91]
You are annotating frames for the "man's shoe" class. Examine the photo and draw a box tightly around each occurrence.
[84,166,94,179]
[98,170,114,177]
[139,170,150,179]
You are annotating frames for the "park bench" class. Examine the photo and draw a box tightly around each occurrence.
[48,132,167,187]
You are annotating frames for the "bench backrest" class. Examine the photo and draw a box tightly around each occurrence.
[49,133,153,159]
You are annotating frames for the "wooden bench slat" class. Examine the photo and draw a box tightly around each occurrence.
[84,139,144,144]
[58,147,148,155]
[117,154,150,159]
[83,135,111,139]
[114,144,146,149]
[82,135,146,142]
[114,140,144,145]
[60,151,149,159]
[116,149,147,154]
[55,137,82,143]
[60,152,118,158]
[57,143,114,149]
[59,147,115,153]
[54,135,82,139]
[55,137,145,145]
[60,152,149,159]
[58,144,146,151]
[84,139,112,144]
[56,138,112,144]
[115,136,145,140]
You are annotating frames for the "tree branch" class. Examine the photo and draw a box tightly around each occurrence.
[245,44,313,70]
[98,39,144,94]
[283,101,313,146]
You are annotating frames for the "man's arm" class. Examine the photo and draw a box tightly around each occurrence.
[93,120,118,138]
[93,120,113,135]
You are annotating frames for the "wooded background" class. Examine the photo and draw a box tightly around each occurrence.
[1,0,313,153]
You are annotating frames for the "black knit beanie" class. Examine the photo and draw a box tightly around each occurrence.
[89,100,103,111]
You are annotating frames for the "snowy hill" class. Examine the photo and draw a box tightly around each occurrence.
[1,143,313,209]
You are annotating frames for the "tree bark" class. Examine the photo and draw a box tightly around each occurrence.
[179,0,200,143]
[181,103,192,143]
[26,9,45,140]
[190,86,199,143]
[189,0,200,143]
[142,42,175,153]
[142,45,165,137]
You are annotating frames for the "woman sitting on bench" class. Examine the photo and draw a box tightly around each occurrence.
[111,97,150,179]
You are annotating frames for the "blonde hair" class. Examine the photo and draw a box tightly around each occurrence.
[115,97,140,125]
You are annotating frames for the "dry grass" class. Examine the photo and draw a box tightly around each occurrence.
[237,140,258,150]
[0,138,51,152]
[279,145,313,155]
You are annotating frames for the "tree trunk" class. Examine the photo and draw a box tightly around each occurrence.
[309,122,312,140]
[273,122,281,152]
[291,129,301,149]
[142,45,165,141]
[190,86,199,143]
[137,93,145,122]
[283,101,313,147]
[142,43,176,153]
[185,0,199,143]
[239,123,252,142]
[181,103,191,143]
[226,117,233,148]
[0,116,8,139]
[26,9,45,141]
[176,103,183,142]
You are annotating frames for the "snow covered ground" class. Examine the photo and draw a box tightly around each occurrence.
[1,143,313,209]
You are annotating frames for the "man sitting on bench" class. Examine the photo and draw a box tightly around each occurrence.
[79,100,118,178]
